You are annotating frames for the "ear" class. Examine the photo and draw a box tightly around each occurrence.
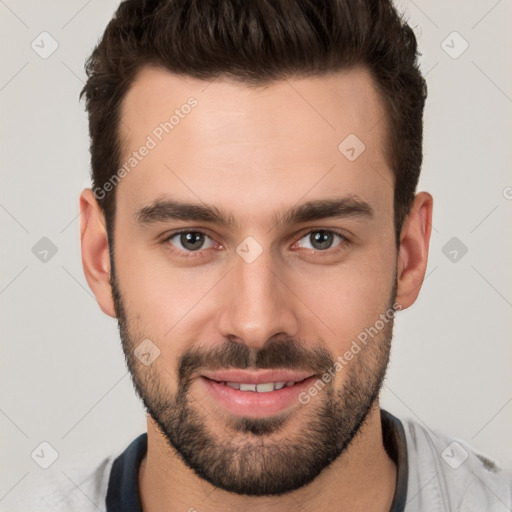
[395,192,434,310]
[79,188,116,318]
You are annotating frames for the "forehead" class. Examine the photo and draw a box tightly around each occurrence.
[115,65,392,222]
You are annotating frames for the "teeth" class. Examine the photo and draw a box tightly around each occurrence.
[256,382,275,393]
[239,383,257,392]
[223,381,295,392]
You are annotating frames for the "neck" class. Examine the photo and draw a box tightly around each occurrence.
[138,401,397,512]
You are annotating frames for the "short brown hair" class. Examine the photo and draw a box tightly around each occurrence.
[80,0,427,248]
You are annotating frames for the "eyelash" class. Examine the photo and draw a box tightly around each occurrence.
[161,228,351,259]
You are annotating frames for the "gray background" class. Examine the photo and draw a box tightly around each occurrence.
[1,0,511,507]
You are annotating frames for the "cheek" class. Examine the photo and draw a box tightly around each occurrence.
[293,260,394,349]
[115,243,219,345]
[114,243,173,334]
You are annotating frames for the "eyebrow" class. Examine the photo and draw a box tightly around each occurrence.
[134,195,374,229]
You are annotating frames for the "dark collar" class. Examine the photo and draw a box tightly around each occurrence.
[381,408,409,512]
[106,408,408,511]
[106,430,146,512]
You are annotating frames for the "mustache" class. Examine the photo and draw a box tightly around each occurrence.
[178,338,334,385]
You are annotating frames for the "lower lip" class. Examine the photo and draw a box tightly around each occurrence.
[199,376,317,417]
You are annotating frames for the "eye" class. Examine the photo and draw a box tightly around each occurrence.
[295,229,348,252]
[162,228,350,258]
[164,230,216,254]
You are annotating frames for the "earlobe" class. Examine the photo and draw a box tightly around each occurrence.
[79,188,116,318]
[395,192,434,310]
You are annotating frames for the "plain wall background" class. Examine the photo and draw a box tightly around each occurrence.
[1,0,511,507]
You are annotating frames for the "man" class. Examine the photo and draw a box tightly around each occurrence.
[24,0,512,511]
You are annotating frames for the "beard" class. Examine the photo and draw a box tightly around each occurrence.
[109,256,397,497]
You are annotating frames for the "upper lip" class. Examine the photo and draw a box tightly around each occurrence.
[200,369,315,385]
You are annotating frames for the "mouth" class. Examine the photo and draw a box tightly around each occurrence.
[198,370,318,417]
[203,377,310,392]
[200,369,315,386]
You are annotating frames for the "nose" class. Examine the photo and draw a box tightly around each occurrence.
[217,245,300,350]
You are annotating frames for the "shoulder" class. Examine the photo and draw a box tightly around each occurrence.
[6,455,116,512]
[400,416,512,511]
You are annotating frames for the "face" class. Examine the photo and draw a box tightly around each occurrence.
[108,65,400,496]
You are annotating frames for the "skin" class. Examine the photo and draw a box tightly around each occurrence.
[80,65,433,511]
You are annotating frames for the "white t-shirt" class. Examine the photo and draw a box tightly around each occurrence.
[7,409,512,511]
